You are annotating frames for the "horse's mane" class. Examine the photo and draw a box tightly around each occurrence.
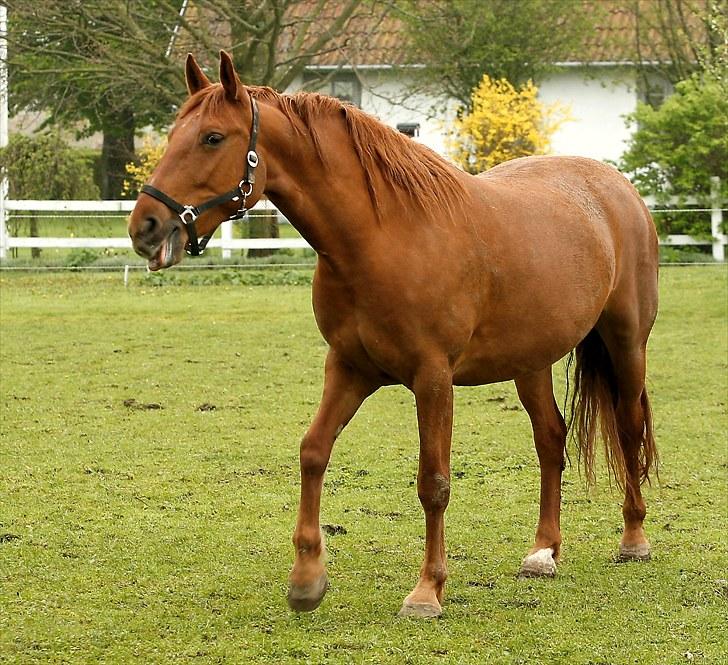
[180,84,467,216]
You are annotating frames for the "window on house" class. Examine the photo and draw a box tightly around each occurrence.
[304,72,362,107]
[637,72,673,109]
[397,123,420,138]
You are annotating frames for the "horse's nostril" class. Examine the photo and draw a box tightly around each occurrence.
[143,215,159,235]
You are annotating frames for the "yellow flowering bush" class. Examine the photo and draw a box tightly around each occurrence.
[449,75,569,173]
[123,136,166,196]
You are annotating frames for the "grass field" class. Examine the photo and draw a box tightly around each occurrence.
[1,266,726,664]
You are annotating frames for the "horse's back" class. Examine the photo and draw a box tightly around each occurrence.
[475,155,657,257]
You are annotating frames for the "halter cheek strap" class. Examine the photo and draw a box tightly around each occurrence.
[140,95,260,256]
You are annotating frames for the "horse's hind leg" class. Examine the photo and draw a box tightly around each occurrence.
[515,367,567,577]
[288,350,379,612]
[597,331,655,560]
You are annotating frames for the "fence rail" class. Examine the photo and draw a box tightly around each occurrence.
[0,178,725,261]
[0,198,310,260]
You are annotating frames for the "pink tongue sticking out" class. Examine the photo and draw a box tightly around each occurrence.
[147,238,168,271]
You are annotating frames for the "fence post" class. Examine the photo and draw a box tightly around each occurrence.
[0,4,8,260]
[0,182,6,260]
[221,219,232,259]
[710,176,724,262]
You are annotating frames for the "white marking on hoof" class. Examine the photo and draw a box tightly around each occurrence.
[398,601,442,619]
[519,548,557,578]
[618,542,651,561]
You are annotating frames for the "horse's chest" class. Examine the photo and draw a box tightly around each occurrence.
[312,277,410,381]
[312,270,360,337]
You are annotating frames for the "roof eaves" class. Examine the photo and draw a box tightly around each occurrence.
[304,63,427,71]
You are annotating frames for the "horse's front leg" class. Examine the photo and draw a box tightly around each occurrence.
[399,365,453,619]
[288,350,377,612]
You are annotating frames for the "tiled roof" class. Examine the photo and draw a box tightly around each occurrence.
[181,1,707,72]
[303,10,409,67]
[299,1,707,68]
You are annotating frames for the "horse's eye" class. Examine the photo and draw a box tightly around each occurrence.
[204,133,224,146]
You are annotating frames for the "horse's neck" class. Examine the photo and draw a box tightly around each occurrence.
[261,106,380,258]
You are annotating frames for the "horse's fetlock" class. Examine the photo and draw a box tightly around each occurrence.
[430,563,448,586]
[293,527,323,554]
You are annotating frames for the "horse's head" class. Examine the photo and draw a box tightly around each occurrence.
[128,51,264,270]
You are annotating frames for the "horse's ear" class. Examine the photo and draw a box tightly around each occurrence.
[185,54,211,96]
[219,50,241,101]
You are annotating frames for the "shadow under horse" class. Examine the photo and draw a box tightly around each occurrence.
[128,52,659,619]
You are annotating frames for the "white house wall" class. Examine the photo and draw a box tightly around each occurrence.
[358,69,453,156]
[538,66,638,163]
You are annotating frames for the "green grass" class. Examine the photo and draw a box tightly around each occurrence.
[1,266,726,664]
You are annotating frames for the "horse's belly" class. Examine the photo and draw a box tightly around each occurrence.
[453,269,612,385]
[453,329,582,385]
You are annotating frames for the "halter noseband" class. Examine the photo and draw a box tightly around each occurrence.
[140,95,260,256]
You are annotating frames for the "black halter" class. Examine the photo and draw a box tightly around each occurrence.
[140,95,260,256]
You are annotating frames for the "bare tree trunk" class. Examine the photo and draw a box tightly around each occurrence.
[100,108,136,199]
[29,214,40,259]
[247,210,279,259]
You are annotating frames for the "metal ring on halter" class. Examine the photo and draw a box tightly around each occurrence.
[239,181,254,197]
[179,205,199,225]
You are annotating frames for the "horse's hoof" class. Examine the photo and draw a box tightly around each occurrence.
[398,601,442,619]
[287,571,328,612]
[518,548,557,578]
[618,542,651,561]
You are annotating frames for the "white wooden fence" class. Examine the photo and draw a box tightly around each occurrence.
[0,178,725,261]
[0,198,310,260]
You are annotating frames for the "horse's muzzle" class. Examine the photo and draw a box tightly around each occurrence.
[128,197,185,270]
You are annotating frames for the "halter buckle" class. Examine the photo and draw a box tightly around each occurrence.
[179,205,198,225]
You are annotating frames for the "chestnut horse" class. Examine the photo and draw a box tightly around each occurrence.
[128,52,659,618]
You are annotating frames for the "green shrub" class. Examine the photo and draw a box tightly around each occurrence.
[620,73,727,203]
[65,248,102,268]
[141,269,314,288]
[0,133,100,199]
[619,73,727,238]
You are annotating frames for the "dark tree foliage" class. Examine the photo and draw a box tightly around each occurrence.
[3,1,378,197]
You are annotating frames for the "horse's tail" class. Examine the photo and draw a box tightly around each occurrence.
[568,329,658,489]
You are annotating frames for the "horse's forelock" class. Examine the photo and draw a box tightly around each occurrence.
[177,84,240,122]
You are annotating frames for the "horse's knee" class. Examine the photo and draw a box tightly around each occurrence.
[418,472,450,512]
[299,431,331,477]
